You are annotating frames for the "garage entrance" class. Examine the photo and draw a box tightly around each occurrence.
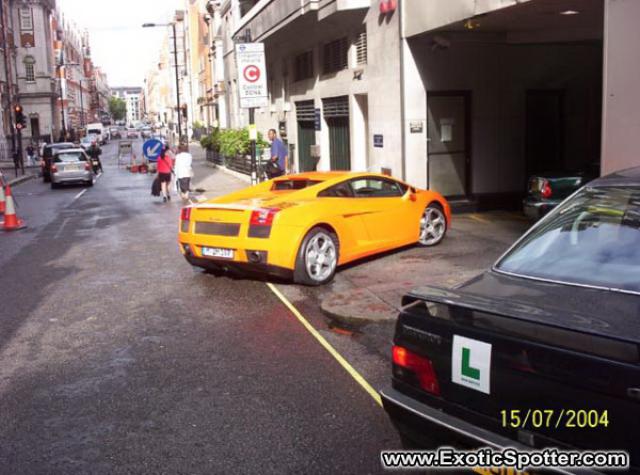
[411,0,604,207]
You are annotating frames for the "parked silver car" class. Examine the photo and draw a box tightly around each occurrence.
[50,148,94,188]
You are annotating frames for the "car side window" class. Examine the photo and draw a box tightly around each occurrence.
[318,182,354,198]
[349,178,405,198]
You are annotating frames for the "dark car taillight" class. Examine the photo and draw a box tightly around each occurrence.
[392,345,441,396]
[50,164,58,173]
[541,179,553,199]
[84,162,91,171]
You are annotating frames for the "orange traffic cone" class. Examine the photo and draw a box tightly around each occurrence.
[0,183,5,215]
[2,184,26,231]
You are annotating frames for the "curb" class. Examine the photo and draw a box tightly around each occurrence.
[7,174,36,187]
[320,288,398,329]
[204,161,252,184]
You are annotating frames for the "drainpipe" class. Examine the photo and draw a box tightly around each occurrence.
[398,0,406,182]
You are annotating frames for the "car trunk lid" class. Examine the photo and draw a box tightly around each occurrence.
[394,280,640,458]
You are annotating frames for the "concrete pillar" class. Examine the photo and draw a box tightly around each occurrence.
[601,0,640,174]
[402,39,427,188]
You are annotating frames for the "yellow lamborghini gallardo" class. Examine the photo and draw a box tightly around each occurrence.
[178,172,450,285]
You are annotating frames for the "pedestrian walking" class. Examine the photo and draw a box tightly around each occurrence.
[266,128,287,179]
[174,144,193,201]
[157,146,174,202]
[87,142,103,174]
[25,143,36,166]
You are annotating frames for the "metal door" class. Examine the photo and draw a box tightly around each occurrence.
[296,100,317,172]
[427,92,470,198]
[323,96,351,171]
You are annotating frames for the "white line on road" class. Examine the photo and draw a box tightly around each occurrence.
[73,189,87,202]
[54,217,70,239]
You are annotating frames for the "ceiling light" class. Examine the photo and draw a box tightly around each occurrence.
[560,10,580,15]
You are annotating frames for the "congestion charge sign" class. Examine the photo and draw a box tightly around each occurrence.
[235,43,268,109]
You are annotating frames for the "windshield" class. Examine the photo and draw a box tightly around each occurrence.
[55,152,86,162]
[496,186,640,293]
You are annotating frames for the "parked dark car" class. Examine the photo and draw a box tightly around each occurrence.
[41,142,75,182]
[523,170,596,220]
[382,167,640,473]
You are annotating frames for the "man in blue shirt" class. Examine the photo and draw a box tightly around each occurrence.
[267,128,287,178]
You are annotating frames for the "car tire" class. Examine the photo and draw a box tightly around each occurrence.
[43,174,50,183]
[293,227,339,286]
[86,180,94,187]
[418,203,447,247]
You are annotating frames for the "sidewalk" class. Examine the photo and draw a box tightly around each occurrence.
[0,162,38,187]
[318,212,531,328]
[188,144,247,199]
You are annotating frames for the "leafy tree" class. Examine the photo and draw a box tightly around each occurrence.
[109,97,127,121]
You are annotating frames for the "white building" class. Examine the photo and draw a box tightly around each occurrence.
[224,0,640,209]
[111,87,145,126]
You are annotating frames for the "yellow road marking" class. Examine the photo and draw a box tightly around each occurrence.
[266,283,383,407]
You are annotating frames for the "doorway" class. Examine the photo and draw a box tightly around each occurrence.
[30,117,40,140]
[296,100,317,172]
[427,91,471,198]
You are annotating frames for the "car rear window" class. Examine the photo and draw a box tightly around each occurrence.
[55,152,86,162]
[271,179,322,190]
[496,186,640,293]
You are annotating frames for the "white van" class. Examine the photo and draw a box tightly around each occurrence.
[86,123,107,145]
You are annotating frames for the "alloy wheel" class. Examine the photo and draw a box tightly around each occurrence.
[304,232,337,283]
[419,206,446,246]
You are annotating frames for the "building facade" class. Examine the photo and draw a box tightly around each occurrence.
[214,0,639,209]
[111,86,145,126]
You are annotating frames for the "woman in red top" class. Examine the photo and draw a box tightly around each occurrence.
[157,146,174,202]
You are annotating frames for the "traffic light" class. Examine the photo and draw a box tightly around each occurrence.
[14,105,26,131]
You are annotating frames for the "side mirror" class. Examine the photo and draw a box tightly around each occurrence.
[409,192,417,202]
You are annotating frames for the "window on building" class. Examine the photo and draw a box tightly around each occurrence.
[24,56,36,82]
[19,7,33,30]
[323,38,348,74]
[294,51,314,82]
[355,29,367,66]
[239,0,260,17]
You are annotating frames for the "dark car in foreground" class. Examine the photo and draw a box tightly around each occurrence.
[523,171,596,220]
[41,142,75,182]
[382,167,640,473]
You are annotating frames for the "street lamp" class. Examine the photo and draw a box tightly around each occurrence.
[142,21,184,144]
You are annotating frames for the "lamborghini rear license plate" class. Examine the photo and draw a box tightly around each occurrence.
[202,247,234,259]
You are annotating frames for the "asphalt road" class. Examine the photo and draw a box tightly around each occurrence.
[0,141,399,474]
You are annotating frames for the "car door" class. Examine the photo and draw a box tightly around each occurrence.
[316,181,375,262]
[348,177,417,248]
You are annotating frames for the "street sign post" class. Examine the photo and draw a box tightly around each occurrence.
[235,42,268,184]
[235,43,268,110]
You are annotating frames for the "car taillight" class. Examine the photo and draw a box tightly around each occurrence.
[392,345,441,396]
[250,208,280,226]
[541,179,552,199]
[51,164,58,173]
[84,162,91,171]
[180,207,192,221]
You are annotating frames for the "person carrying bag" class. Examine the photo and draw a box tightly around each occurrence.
[156,146,174,202]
